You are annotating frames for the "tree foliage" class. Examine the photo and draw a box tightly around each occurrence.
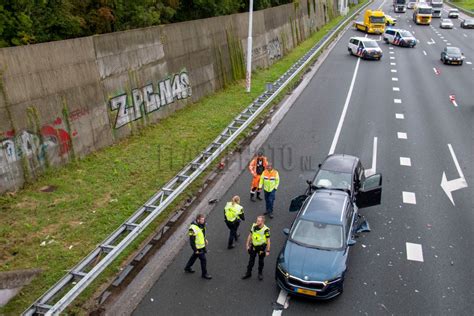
[0,0,293,47]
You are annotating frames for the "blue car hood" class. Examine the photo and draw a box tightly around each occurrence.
[283,240,347,281]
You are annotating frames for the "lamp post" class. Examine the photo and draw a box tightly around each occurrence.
[246,0,254,93]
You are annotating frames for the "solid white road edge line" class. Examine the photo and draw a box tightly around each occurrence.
[406,243,424,262]
[365,137,378,177]
[328,57,361,155]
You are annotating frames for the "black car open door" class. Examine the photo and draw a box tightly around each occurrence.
[357,173,382,208]
[289,195,308,212]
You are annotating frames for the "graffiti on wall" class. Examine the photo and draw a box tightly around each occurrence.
[109,71,192,129]
[252,38,283,63]
[0,119,75,185]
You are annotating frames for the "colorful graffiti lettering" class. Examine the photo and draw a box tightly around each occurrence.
[109,71,192,129]
[0,120,74,186]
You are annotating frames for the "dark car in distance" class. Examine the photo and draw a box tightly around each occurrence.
[276,155,382,299]
[441,47,465,65]
[461,19,474,29]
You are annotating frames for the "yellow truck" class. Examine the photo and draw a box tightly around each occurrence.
[354,10,386,34]
[413,4,433,24]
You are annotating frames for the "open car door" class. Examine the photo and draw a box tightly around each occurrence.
[357,173,382,208]
[289,195,308,212]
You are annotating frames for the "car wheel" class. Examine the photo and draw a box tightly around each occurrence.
[348,48,353,55]
[460,61,463,66]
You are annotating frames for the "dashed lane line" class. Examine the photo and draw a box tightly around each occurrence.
[393,87,400,91]
[392,77,399,81]
[390,62,396,66]
[394,98,402,104]
[423,50,427,56]
[397,132,407,139]
[402,191,417,204]
[395,113,404,119]
[406,243,424,262]
[389,51,395,54]
[400,157,411,166]
[391,69,397,73]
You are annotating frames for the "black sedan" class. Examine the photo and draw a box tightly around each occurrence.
[461,19,474,29]
[441,47,465,65]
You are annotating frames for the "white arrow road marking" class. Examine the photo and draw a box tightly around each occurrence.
[365,137,378,177]
[441,144,468,206]
[406,243,424,262]
[427,38,436,45]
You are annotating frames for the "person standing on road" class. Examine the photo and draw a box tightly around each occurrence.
[259,163,280,219]
[184,214,212,279]
[224,195,245,249]
[242,215,271,281]
[249,151,268,201]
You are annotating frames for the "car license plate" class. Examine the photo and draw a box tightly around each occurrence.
[452,61,459,64]
[296,288,317,296]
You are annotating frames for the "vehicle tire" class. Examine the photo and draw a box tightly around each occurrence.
[384,38,389,44]
[348,48,352,55]
[460,61,463,66]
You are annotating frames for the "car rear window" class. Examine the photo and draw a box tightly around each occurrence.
[291,219,344,249]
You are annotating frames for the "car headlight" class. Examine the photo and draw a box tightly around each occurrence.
[326,277,342,284]
[277,263,290,278]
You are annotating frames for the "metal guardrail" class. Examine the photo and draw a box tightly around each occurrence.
[24,2,370,315]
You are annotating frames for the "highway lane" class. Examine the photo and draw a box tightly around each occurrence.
[133,0,473,315]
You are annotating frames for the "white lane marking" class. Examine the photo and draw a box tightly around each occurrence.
[328,58,361,155]
[365,137,378,177]
[390,56,395,60]
[394,99,402,104]
[466,61,472,65]
[463,34,467,37]
[441,144,469,206]
[395,113,404,119]
[397,132,407,139]
[423,50,427,56]
[402,191,416,204]
[440,36,444,39]
[427,38,436,45]
[392,77,398,81]
[454,27,457,30]
[393,87,400,91]
[391,69,397,73]
[272,290,290,316]
[447,42,451,45]
[400,157,411,166]
[389,51,395,54]
[433,67,440,75]
[409,24,412,28]
[389,47,394,50]
[390,62,396,66]
[443,39,448,43]
[406,243,424,262]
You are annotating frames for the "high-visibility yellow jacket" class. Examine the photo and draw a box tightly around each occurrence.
[251,223,270,246]
[224,202,244,222]
[259,169,280,192]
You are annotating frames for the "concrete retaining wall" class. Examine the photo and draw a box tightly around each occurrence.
[0,0,338,194]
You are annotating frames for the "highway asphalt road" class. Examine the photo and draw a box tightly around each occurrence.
[133,0,473,315]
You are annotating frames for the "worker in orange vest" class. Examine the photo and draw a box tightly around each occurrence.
[248,151,268,201]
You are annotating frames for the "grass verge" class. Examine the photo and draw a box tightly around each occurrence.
[450,0,474,12]
[0,2,367,314]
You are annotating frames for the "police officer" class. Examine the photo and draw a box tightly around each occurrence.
[242,215,271,281]
[184,214,212,279]
[224,195,245,249]
[259,163,280,218]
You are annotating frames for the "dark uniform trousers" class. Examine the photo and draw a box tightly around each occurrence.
[246,244,266,274]
[185,248,207,276]
[225,220,240,247]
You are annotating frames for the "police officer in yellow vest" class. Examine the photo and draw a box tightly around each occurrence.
[224,195,245,249]
[242,216,271,281]
[184,214,212,279]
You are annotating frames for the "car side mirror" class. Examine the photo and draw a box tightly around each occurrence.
[283,228,290,236]
[318,163,322,168]
[348,239,357,246]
